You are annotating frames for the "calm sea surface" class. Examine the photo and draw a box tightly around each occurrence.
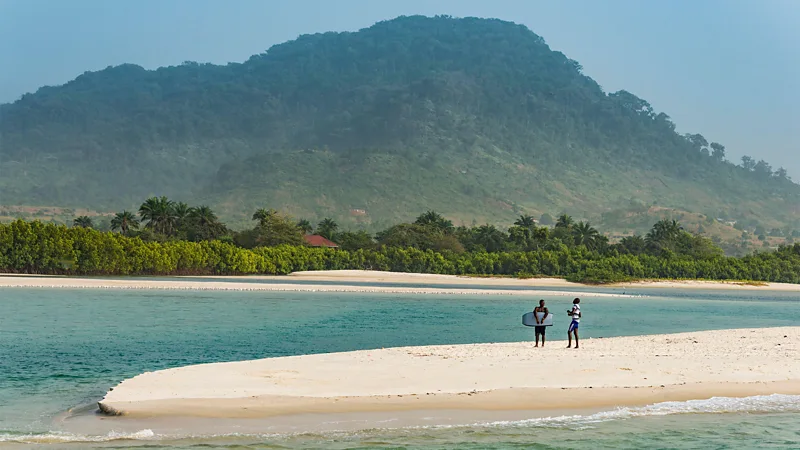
[1,281,798,448]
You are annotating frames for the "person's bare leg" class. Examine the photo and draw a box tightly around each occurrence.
[535,333,539,347]
[567,330,572,348]
[573,330,579,349]
[542,334,545,347]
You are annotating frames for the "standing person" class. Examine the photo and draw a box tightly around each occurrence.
[567,298,581,349]
[533,299,549,347]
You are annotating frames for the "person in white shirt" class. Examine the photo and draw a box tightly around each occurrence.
[567,298,581,349]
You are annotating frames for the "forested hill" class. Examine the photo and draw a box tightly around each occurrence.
[1,15,797,229]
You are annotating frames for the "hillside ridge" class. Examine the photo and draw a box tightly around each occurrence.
[1,15,797,232]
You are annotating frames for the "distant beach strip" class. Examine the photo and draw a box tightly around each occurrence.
[2,270,800,293]
[0,274,634,297]
[98,327,800,418]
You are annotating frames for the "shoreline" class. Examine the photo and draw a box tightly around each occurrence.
[286,270,800,291]
[0,275,631,297]
[99,327,800,419]
[2,270,800,292]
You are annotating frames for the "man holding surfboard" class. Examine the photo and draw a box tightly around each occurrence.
[567,298,581,349]
[533,300,549,347]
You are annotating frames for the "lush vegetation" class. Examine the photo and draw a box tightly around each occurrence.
[1,16,798,231]
[2,203,800,284]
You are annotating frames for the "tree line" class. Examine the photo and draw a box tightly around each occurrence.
[71,197,722,259]
[0,199,795,283]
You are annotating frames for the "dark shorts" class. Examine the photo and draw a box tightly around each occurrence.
[568,320,579,332]
[535,326,546,336]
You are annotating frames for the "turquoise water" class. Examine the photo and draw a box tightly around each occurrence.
[1,284,798,448]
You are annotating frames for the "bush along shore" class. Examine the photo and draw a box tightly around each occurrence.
[2,215,800,284]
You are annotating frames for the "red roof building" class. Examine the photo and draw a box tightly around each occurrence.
[303,235,339,248]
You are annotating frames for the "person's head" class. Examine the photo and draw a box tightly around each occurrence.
[539,299,545,307]
[573,298,580,304]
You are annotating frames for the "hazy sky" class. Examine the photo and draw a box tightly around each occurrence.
[1,0,798,176]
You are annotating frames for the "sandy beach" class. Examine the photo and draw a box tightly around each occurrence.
[98,327,800,418]
[2,270,799,292]
[0,274,630,297]
[287,270,800,291]
[610,279,800,291]
[284,270,578,286]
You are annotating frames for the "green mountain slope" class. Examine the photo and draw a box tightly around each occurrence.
[1,15,798,229]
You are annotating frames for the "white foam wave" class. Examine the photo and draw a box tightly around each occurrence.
[2,395,797,443]
[462,394,800,429]
[0,429,154,444]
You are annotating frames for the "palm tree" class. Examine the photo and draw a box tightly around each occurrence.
[619,235,646,255]
[514,215,536,229]
[555,214,574,229]
[572,221,600,249]
[415,210,454,233]
[645,219,683,250]
[508,225,533,249]
[139,196,177,235]
[73,216,94,228]
[173,201,191,227]
[111,211,139,234]
[317,218,339,240]
[186,205,225,241]
[189,205,218,226]
[297,219,313,235]
[474,224,506,252]
[252,208,277,226]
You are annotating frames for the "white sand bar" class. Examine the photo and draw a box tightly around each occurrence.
[285,270,579,286]
[283,270,800,290]
[0,274,634,297]
[4,269,800,293]
[99,327,800,418]
[249,270,800,291]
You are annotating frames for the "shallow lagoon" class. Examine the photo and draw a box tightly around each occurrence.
[1,284,798,448]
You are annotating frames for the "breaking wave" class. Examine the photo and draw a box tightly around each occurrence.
[3,394,798,444]
[450,393,800,429]
[0,429,154,444]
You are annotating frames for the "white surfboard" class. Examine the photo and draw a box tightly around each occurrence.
[522,311,553,327]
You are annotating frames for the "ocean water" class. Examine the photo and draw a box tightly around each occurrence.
[1,283,798,448]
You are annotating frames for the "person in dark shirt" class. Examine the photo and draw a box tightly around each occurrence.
[533,299,549,347]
